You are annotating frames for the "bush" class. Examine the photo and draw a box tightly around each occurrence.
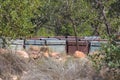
[89,38,120,80]
[103,41,120,68]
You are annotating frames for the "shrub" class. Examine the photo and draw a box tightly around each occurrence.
[102,41,120,68]
[89,38,120,80]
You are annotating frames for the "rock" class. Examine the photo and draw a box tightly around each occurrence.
[43,52,49,58]
[29,46,40,51]
[0,48,8,54]
[28,46,41,59]
[16,50,29,59]
[50,52,60,58]
[74,50,86,58]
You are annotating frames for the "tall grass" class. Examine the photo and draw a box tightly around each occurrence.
[0,49,28,80]
[0,48,105,80]
[21,56,95,80]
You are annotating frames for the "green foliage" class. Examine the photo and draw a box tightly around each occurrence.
[89,39,120,80]
[0,0,41,38]
[33,0,97,36]
[89,51,105,71]
[37,27,55,36]
[86,0,120,38]
[0,0,120,37]
[90,40,120,69]
[103,41,120,68]
[89,34,120,69]
[32,0,120,37]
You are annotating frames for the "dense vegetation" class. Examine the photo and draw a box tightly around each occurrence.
[0,1,120,80]
[0,0,120,37]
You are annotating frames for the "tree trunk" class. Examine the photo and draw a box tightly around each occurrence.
[96,0,112,37]
[70,18,79,50]
[101,6,111,37]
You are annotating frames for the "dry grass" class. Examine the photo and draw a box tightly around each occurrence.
[2,47,119,80]
[99,66,120,80]
[21,56,95,80]
[0,49,28,80]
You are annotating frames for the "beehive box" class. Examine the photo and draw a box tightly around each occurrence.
[25,39,45,50]
[89,40,107,54]
[10,39,24,51]
[46,39,66,53]
[66,40,90,55]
